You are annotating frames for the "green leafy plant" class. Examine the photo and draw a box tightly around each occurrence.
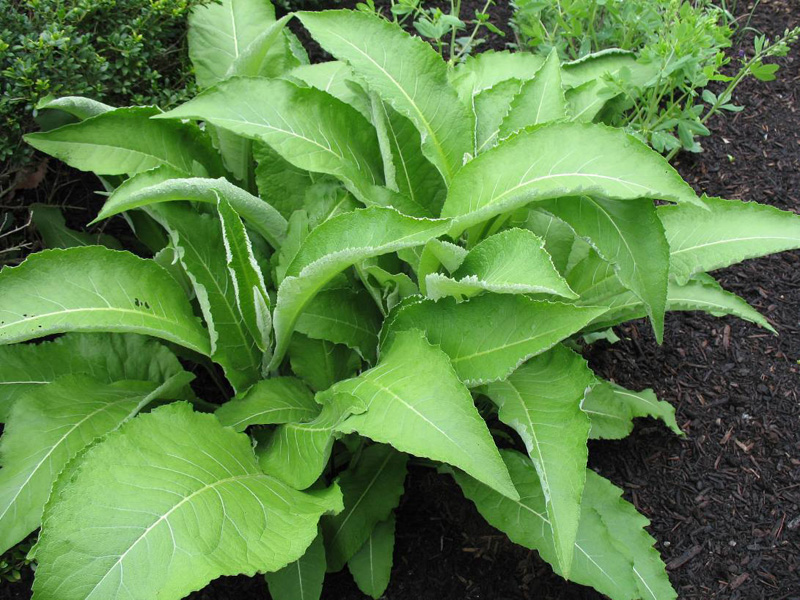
[3,3,800,599]
[510,0,799,156]
[355,0,503,63]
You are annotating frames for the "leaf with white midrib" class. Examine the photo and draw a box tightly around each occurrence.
[0,247,211,356]
[32,403,343,600]
[658,196,800,284]
[297,10,473,183]
[0,373,192,554]
[441,122,703,237]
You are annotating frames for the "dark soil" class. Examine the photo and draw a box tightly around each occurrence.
[2,1,799,599]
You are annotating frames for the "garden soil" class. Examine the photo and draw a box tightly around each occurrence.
[1,0,798,599]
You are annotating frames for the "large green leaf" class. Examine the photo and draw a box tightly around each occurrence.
[583,381,681,440]
[32,403,343,600]
[296,288,382,363]
[658,196,800,284]
[321,444,407,571]
[288,335,362,393]
[0,247,210,355]
[384,295,606,386]
[0,373,192,554]
[453,450,676,600]
[158,78,385,206]
[561,49,657,90]
[441,122,702,236]
[541,196,670,341]
[269,207,449,369]
[371,99,447,215]
[0,333,187,422]
[25,107,223,177]
[266,533,326,600]
[258,392,367,490]
[499,50,567,137]
[95,174,287,249]
[425,228,576,301]
[288,62,372,119]
[473,79,522,154]
[215,377,319,432]
[187,0,277,88]
[297,10,473,183]
[151,205,262,391]
[485,345,593,577]
[347,515,395,599]
[449,51,545,102]
[332,330,517,499]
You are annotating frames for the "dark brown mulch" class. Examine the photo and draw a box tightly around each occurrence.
[2,1,799,599]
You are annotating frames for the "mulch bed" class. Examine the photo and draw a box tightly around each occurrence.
[2,0,798,598]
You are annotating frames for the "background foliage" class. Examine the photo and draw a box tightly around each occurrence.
[0,0,207,177]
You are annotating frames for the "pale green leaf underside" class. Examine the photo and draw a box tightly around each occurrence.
[334,330,517,500]
[425,228,576,301]
[454,450,676,600]
[0,333,186,423]
[0,373,192,554]
[658,196,800,284]
[35,96,113,121]
[486,345,593,577]
[321,444,407,571]
[441,122,702,236]
[158,77,384,205]
[215,377,318,432]
[297,10,473,183]
[385,295,606,386]
[188,0,277,88]
[269,207,449,369]
[33,403,343,600]
[96,175,288,249]
[25,107,223,177]
[0,247,210,356]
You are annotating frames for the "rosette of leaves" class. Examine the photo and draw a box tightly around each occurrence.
[3,2,800,599]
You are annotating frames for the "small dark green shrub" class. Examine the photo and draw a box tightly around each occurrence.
[0,0,207,176]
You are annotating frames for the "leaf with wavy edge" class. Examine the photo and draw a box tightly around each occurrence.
[333,330,517,500]
[321,445,407,571]
[449,51,545,102]
[32,403,343,600]
[157,78,386,207]
[0,372,192,554]
[499,50,567,138]
[485,345,593,577]
[0,247,210,355]
[452,450,677,600]
[297,10,472,183]
[658,196,800,284]
[25,107,223,177]
[0,333,187,423]
[540,196,670,342]
[150,205,261,391]
[441,122,703,237]
[269,207,449,369]
[216,377,318,432]
[583,380,681,440]
[383,295,606,386]
[95,173,287,249]
[425,228,576,301]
